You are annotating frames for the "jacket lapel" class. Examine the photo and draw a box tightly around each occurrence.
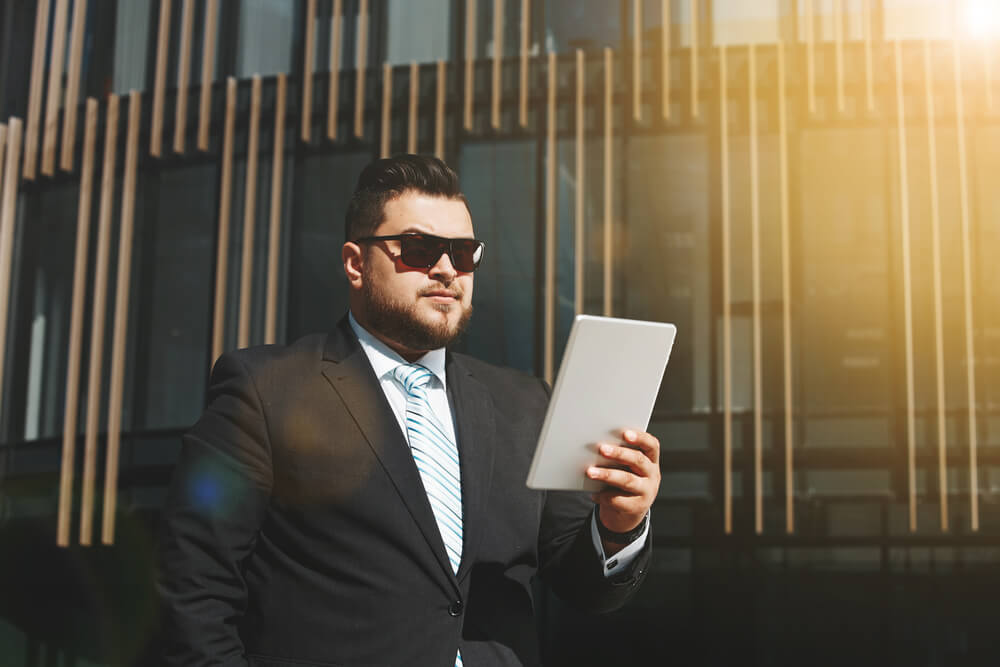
[320,318,460,595]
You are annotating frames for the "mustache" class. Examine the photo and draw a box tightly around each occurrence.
[418,285,463,299]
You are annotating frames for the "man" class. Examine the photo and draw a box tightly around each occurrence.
[159,155,661,666]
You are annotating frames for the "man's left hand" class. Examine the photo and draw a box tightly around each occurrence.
[586,429,661,547]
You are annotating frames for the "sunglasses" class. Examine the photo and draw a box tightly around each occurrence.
[354,233,486,272]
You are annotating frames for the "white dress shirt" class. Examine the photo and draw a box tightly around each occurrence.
[348,313,647,577]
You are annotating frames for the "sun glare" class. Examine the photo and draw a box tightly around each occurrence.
[962,0,1000,38]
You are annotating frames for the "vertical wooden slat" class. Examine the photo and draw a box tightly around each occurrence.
[894,41,917,533]
[173,0,194,153]
[749,44,763,535]
[662,0,670,120]
[81,95,119,546]
[212,78,237,365]
[834,0,845,113]
[408,62,419,153]
[57,100,97,547]
[923,40,948,532]
[720,45,732,535]
[863,0,874,112]
[354,0,369,138]
[953,40,979,531]
[806,0,816,114]
[435,60,446,159]
[102,91,142,545]
[778,41,794,534]
[238,76,261,350]
[464,0,477,131]
[42,0,70,176]
[633,0,642,122]
[265,74,286,346]
[983,40,994,112]
[301,0,317,142]
[492,0,504,130]
[603,48,613,317]
[23,0,51,180]
[544,50,556,385]
[60,0,89,170]
[0,119,23,451]
[327,0,343,140]
[575,49,584,316]
[197,0,218,151]
[690,0,699,118]
[519,0,530,127]
[380,63,393,158]
[151,0,172,157]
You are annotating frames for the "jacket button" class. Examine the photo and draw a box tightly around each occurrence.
[448,600,464,616]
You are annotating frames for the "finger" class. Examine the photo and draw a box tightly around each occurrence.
[590,490,648,515]
[587,465,647,495]
[597,443,656,477]
[622,429,660,464]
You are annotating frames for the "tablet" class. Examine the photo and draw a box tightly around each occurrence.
[526,315,676,491]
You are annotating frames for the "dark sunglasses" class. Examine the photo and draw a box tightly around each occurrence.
[354,233,486,272]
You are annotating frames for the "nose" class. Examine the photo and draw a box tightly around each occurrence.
[428,250,457,283]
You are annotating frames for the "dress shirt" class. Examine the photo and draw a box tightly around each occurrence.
[348,313,647,577]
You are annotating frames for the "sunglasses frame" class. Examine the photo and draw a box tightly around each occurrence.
[353,233,486,272]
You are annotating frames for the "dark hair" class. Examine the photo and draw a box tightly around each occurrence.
[344,154,470,243]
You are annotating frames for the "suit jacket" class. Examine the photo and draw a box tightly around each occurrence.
[158,317,650,667]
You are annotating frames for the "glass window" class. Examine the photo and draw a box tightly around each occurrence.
[385,0,450,65]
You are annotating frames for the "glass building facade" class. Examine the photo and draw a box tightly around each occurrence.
[1,0,999,664]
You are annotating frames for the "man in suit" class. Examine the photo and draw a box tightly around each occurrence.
[158,155,661,666]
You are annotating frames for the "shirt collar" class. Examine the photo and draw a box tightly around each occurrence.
[348,312,448,389]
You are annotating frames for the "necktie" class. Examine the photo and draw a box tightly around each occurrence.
[393,363,463,574]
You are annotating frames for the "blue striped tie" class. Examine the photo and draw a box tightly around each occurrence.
[393,363,463,574]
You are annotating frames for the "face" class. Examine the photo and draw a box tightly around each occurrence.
[344,191,475,359]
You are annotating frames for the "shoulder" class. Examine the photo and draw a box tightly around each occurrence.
[212,333,330,384]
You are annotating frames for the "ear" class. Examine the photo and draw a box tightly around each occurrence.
[342,242,364,289]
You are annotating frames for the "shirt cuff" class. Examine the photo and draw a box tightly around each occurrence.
[590,509,650,578]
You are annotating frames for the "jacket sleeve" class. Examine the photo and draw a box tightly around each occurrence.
[158,352,274,667]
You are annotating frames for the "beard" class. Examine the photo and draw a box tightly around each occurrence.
[361,265,473,352]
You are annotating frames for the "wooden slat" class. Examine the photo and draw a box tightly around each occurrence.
[0,119,24,456]
[984,40,994,112]
[749,43,763,535]
[42,0,70,176]
[519,0,530,127]
[633,0,642,122]
[238,76,262,350]
[23,0,51,180]
[864,0,874,112]
[408,62,419,153]
[380,63,392,158]
[354,0,369,138]
[301,0,317,142]
[197,0,218,151]
[953,39,979,531]
[544,50,556,385]
[102,90,142,545]
[212,78,237,364]
[151,0,172,157]
[492,0,503,130]
[778,41,794,534]
[464,0,477,131]
[60,0,89,170]
[435,60,446,159]
[173,0,194,153]
[603,47,613,317]
[327,0,343,140]
[662,0,670,120]
[894,40,917,533]
[57,99,97,547]
[834,0,845,113]
[720,45,732,534]
[806,0,816,114]
[923,40,948,532]
[690,0,698,119]
[81,94,119,546]
[265,74,287,345]
[574,49,584,316]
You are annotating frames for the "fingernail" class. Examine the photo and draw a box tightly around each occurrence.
[600,444,614,455]
[624,430,637,440]
[587,467,599,478]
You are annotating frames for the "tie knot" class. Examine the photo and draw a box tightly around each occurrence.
[393,363,434,395]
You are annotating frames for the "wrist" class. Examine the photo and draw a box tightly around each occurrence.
[595,506,648,545]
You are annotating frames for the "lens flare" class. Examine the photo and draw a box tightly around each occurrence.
[963,0,1000,38]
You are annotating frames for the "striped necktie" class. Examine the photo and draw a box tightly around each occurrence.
[393,363,463,574]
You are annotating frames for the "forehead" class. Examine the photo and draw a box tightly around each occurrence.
[376,191,474,238]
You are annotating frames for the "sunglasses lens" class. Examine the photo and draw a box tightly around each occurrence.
[399,236,448,268]
[451,240,484,272]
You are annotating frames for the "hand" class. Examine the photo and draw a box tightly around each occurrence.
[586,429,661,537]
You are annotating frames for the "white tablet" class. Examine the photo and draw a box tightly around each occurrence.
[526,315,676,491]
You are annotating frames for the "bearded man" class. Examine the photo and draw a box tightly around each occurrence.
[158,155,661,667]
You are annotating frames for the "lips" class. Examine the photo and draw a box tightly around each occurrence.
[421,289,461,300]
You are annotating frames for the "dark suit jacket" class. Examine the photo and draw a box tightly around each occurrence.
[158,317,650,667]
